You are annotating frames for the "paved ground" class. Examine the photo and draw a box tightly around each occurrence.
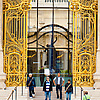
[25,87,66,100]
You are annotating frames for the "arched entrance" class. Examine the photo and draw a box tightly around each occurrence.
[27,23,73,86]
[28,24,73,73]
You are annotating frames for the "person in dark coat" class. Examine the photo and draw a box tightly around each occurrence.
[43,77,52,100]
[65,79,73,100]
[39,66,45,86]
[26,73,36,98]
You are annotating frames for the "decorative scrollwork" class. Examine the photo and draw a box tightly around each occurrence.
[69,0,98,11]
[20,2,32,11]
[69,0,98,87]
[91,2,98,11]
[3,0,32,11]
[69,1,80,11]
[3,2,10,11]
[3,0,32,87]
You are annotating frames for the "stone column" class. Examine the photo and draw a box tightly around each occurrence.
[0,0,6,89]
[93,0,100,89]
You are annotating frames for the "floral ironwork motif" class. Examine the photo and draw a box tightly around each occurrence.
[3,0,32,87]
[69,0,98,87]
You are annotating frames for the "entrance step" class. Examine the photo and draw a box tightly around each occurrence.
[17,87,66,100]
[0,88,14,100]
[4,86,100,100]
[72,87,100,100]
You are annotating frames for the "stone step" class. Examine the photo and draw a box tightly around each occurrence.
[0,89,14,100]
[17,87,66,100]
[72,87,100,100]
[72,97,100,100]
[5,86,100,100]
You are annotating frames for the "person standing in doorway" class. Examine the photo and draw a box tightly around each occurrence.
[39,66,45,86]
[65,79,73,100]
[43,77,52,100]
[53,73,65,100]
[26,73,36,98]
[83,91,90,100]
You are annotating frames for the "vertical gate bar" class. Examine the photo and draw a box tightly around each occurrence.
[19,14,21,86]
[16,87,17,100]
[68,1,70,75]
[36,0,39,73]
[12,91,13,100]
[26,8,28,85]
[23,9,26,85]
[21,15,22,39]
[94,11,97,60]
[19,15,20,39]
[51,0,54,74]
[3,10,6,74]
[14,87,17,100]
[75,12,77,84]
[85,17,86,38]
[72,11,75,86]
[81,88,82,100]
[75,81,76,98]
[22,81,23,96]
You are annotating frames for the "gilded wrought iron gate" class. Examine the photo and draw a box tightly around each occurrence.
[3,0,31,87]
[69,0,98,86]
[3,0,98,87]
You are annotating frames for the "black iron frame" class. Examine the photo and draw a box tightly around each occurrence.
[28,0,72,74]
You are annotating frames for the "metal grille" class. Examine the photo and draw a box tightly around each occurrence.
[69,0,98,86]
[3,0,98,87]
[3,0,32,87]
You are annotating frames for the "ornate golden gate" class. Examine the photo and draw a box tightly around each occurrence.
[3,0,31,87]
[69,0,98,86]
[3,0,98,87]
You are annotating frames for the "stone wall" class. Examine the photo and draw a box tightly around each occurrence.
[0,0,6,89]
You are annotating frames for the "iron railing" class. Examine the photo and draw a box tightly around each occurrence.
[7,73,27,100]
[75,81,84,100]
